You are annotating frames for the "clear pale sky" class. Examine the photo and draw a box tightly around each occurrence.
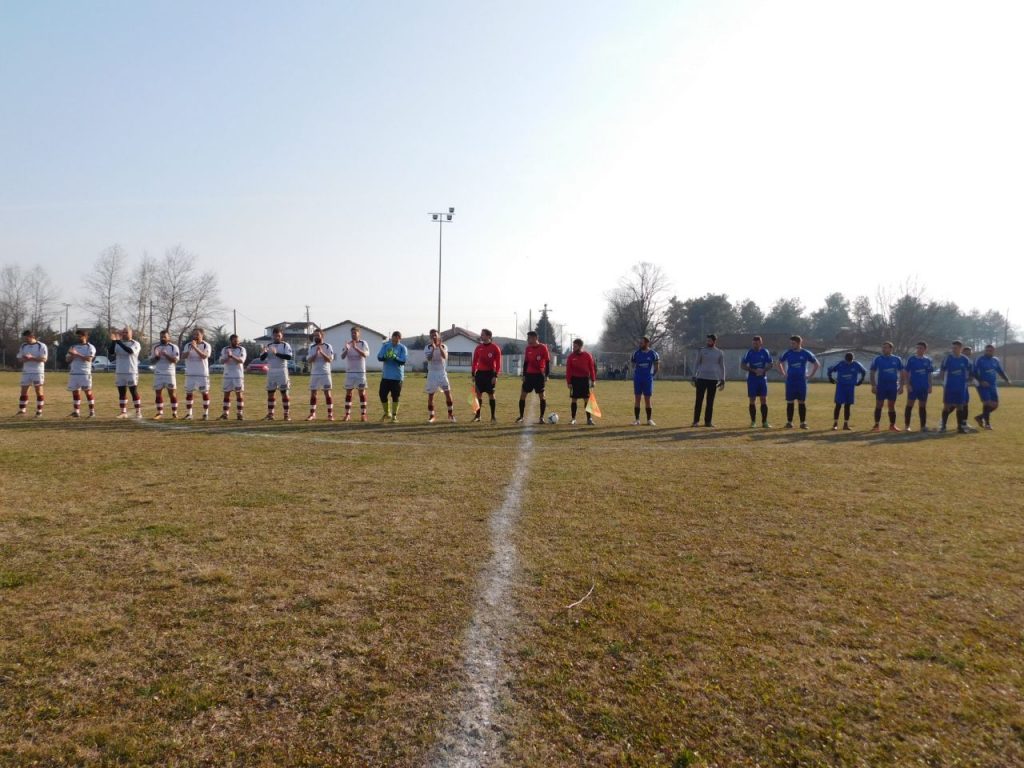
[2,1,1021,344]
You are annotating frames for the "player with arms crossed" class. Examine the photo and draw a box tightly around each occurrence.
[631,336,660,425]
[16,329,47,417]
[377,331,408,422]
[65,328,96,418]
[109,326,142,419]
[517,331,551,424]
[741,335,773,428]
[341,326,371,422]
[219,334,246,419]
[902,341,934,432]
[471,329,501,423]
[939,341,972,433]
[305,328,335,421]
[973,344,1011,430]
[424,329,456,423]
[828,352,867,430]
[261,327,293,421]
[777,335,819,429]
[150,329,180,419]
[180,327,213,420]
[869,341,904,432]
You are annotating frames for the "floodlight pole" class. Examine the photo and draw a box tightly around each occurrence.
[428,207,455,332]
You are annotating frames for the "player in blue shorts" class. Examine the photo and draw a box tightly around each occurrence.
[902,341,934,431]
[961,346,976,430]
[973,344,1011,429]
[827,352,866,430]
[869,341,904,432]
[777,335,819,429]
[939,341,973,433]
[741,335,773,428]
[630,336,660,426]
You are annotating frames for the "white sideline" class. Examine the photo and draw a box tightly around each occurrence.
[429,414,535,767]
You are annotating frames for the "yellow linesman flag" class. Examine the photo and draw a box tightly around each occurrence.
[585,392,602,418]
[469,386,480,413]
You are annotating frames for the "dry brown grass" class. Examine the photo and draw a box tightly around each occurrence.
[1,372,1021,766]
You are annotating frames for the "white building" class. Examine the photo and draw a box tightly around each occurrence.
[406,326,523,374]
[320,320,389,372]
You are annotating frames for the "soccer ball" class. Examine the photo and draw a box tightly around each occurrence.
[546,412,559,424]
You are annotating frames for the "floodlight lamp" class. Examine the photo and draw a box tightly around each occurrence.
[446,214,452,221]
[448,207,455,214]
[432,214,439,221]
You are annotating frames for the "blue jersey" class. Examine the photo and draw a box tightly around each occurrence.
[779,348,817,381]
[631,348,659,381]
[904,355,934,388]
[828,359,866,387]
[974,356,1005,387]
[741,348,773,379]
[870,354,903,385]
[377,341,408,381]
[940,354,971,389]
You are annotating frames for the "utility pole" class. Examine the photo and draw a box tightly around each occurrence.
[305,305,310,327]
[233,309,237,337]
[149,301,154,345]
[62,303,71,333]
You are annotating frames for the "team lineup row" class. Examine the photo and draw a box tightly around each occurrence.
[13,327,1013,433]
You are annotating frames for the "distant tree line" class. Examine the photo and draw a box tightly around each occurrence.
[599,263,1016,370]
[1,244,223,367]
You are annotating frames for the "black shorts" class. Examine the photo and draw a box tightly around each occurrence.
[522,373,546,394]
[379,378,403,401]
[569,376,591,400]
[474,371,497,395]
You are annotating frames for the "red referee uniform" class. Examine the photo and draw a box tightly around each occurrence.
[565,350,596,383]
[472,343,502,374]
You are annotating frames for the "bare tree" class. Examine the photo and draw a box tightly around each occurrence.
[25,266,59,332]
[0,265,59,365]
[126,253,157,345]
[152,245,222,345]
[598,262,671,352]
[873,279,938,355]
[83,244,127,331]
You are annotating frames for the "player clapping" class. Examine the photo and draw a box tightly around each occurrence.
[306,329,335,421]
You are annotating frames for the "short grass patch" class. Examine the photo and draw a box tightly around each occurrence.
[1,371,1021,766]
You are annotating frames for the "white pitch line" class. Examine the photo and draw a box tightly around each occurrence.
[429,414,536,767]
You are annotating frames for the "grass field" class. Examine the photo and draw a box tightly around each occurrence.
[1,371,1022,767]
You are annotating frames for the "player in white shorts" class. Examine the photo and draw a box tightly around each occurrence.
[109,326,142,419]
[65,328,96,418]
[305,328,335,421]
[180,327,213,420]
[261,326,293,420]
[150,329,180,419]
[16,329,47,417]
[424,328,455,423]
[219,334,247,420]
[341,325,370,422]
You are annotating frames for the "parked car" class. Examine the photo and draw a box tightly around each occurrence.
[92,355,114,372]
[209,363,225,374]
[176,362,186,373]
[138,362,153,373]
[246,361,269,374]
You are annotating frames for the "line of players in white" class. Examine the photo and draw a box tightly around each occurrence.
[14,326,1014,432]
[14,324,458,423]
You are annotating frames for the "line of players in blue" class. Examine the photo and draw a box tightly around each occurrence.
[733,335,1011,433]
